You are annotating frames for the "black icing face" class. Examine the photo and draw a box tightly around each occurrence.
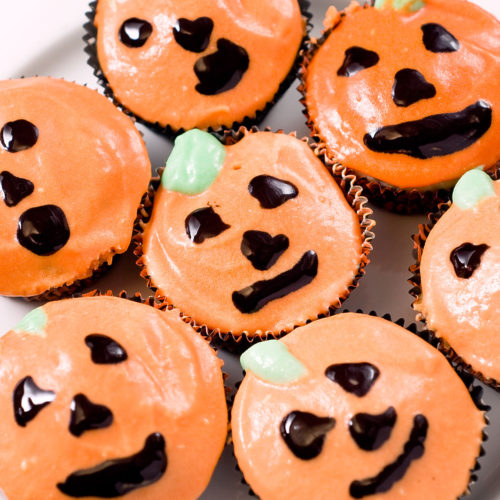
[184,174,319,315]
[0,119,70,256]
[118,15,249,95]
[336,22,492,160]
[12,333,167,498]
[280,361,429,498]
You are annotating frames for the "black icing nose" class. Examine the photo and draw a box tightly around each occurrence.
[392,68,436,107]
[17,204,70,256]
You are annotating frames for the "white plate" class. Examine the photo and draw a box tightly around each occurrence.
[0,1,499,498]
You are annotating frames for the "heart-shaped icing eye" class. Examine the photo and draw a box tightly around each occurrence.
[194,38,249,95]
[241,230,289,270]
[1,119,38,152]
[173,17,213,53]
[119,18,153,48]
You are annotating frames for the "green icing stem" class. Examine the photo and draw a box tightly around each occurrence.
[162,129,226,195]
[240,340,307,384]
[452,168,495,210]
[375,0,425,11]
[14,307,47,337]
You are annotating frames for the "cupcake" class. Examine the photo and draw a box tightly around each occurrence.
[135,128,374,345]
[300,0,500,213]
[232,312,486,500]
[85,0,309,133]
[0,294,228,499]
[0,77,151,299]
[411,168,500,388]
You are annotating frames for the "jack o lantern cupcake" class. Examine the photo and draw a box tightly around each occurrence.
[84,0,310,134]
[134,128,374,347]
[300,0,500,213]
[0,294,228,499]
[411,168,500,389]
[232,312,486,500]
[0,77,151,300]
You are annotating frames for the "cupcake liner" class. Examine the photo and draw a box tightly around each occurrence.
[297,2,500,215]
[132,126,375,353]
[83,0,313,138]
[409,166,500,391]
[230,310,489,499]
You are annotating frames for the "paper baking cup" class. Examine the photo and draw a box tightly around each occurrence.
[83,0,312,138]
[133,126,375,354]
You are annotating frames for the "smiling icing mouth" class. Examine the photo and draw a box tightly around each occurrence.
[57,433,167,498]
[350,415,429,498]
[364,100,492,159]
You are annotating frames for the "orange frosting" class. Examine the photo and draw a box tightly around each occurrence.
[94,0,304,131]
[0,77,151,297]
[141,131,363,336]
[232,313,485,500]
[0,296,227,499]
[305,0,500,189]
[415,180,500,382]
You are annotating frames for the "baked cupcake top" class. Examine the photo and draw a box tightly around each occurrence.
[415,169,500,384]
[0,77,151,297]
[303,0,500,189]
[232,312,485,500]
[93,0,305,131]
[0,295,227,499]
[140,129,365,337]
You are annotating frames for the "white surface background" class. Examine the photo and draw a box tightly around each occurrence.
[0,1,499,499]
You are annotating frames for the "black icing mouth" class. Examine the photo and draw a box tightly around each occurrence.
[57,432,167,498]
[232,250,318,314]
[364,100,492,159]
[349,415,428,499]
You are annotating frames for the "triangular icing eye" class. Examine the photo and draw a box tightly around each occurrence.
[337,47,379,77]
[13,376,56,427]
[325,362,380,397]
[85,334,128,364]
[421,23,460,53]
[185,207,230,244]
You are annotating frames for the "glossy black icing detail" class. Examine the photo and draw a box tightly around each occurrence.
[173,17,213,53]
[119,18,153,48]
[185,207,230,244]
[194,38,249,95]
[57,432,167,498]
[0,170,34,207]
[13,376,55,427]
[241,230,289,270]
[350,415,429,498]
[1,119,39,153]
[325,363,380,397]
[248,175,299,209]
[349,407,397,451]
[450,242,489,279]
[17,205,70,256]
[281,411,336,460]
[337,46,379,77]
[69,394,114,437]
[232,250,318,314]
[364,100,492,159]
[85,334,128,365]
[421,23,460,53]
[392,69,436,107]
